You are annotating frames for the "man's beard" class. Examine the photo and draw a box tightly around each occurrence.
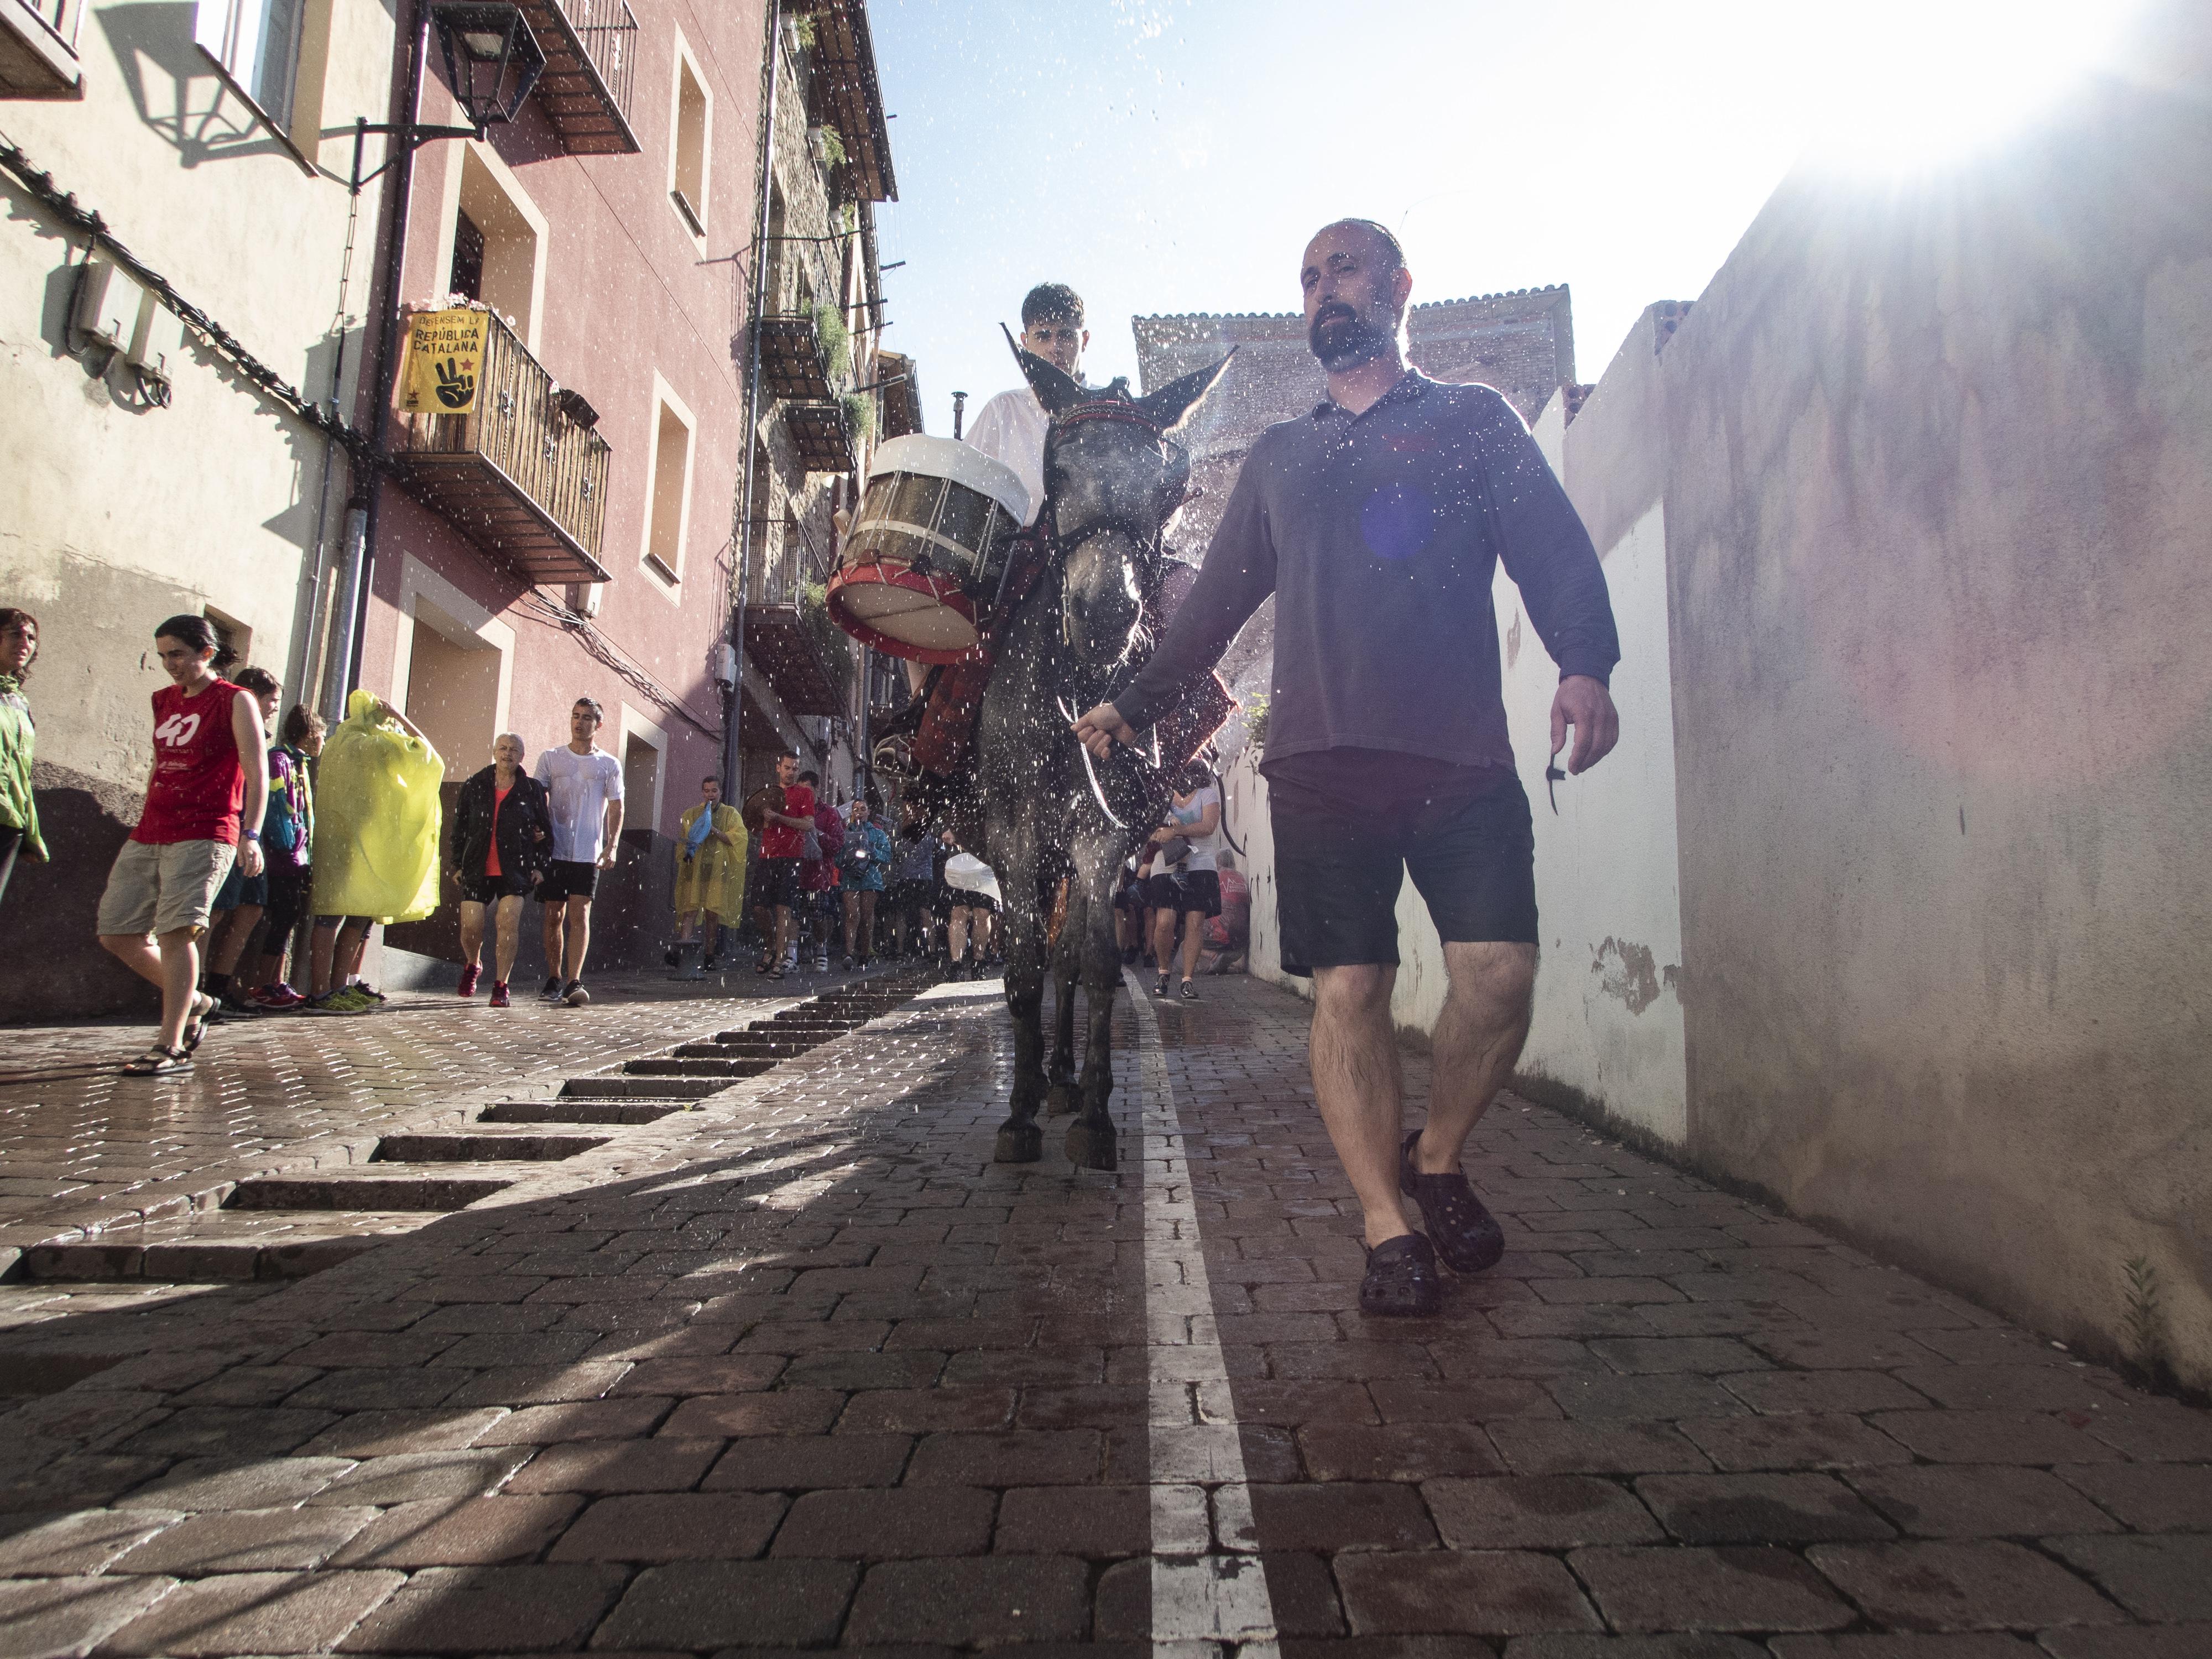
[1308,304,1395,371]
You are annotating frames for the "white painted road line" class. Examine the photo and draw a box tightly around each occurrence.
[1128,969,1282,1659]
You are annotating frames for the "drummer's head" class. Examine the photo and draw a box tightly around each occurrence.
[1020,284,1088,379]
[775,751,798,785]
[1302,218,1411,373]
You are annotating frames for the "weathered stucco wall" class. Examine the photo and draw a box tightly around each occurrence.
[1,0,393,1017]
[1661,20,2212,1381]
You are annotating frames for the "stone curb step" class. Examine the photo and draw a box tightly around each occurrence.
[14,970,941,1286]
[371,1133,612,1162]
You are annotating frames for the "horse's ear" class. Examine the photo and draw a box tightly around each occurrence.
[1003,324,1087,418]
[1135,349,1236,436]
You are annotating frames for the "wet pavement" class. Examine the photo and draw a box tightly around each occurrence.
[0,964,880,1270]
[0,971,2206,1656]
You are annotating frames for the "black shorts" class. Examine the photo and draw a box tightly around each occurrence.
[889,878,933,914]
[753,856,800,909]
[460,870,533,906]
[936,884,997,917]
[1145,868,1222,918]
[535,859,599,904]
[1270,768,1537,977]
[212,857,269,912]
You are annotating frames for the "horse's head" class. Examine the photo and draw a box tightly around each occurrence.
[1008,332,1233,671]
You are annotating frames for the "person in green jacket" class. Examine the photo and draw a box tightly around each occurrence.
[0,608,45,908]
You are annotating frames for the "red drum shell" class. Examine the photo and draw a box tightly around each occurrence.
[825,562,983,665]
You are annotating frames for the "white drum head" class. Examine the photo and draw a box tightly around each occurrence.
[838,580,980,652]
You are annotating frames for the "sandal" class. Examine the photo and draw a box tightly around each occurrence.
[122,1045,194,1078]
[181,992,217,1053]
[762,966,784,980]
[1359,1232,1442,1317]
[1154,973,1170,998]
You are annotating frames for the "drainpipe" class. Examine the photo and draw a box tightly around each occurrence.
[329,0,433,721]
[724,0,781,798]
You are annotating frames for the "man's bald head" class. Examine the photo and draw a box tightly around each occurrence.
[1301,218,1413,373]
[1310,218,1406,281]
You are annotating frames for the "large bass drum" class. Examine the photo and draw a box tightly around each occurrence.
[827,435,1031,664]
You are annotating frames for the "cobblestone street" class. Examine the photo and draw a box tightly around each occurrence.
[1,972,2206,1656]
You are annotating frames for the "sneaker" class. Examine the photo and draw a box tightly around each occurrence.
[250,982,304,1009]
[458,963,481,999]
[1398,1130,1505,1274]
[841,954,858,971]
[701,955,721,972]
[1180,979,1198,1001]
[348,983,387,1004]
[489,981,511,1008]
[1359,1232,1442,1317]
[1154,973,1170,998]
[813,955,829,973]
[303,988,374,1016]
[216,984,263,1018]
[540,977,565,1003]
[563,979,591,1008]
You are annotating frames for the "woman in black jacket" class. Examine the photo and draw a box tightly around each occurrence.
[448,733,551,1006]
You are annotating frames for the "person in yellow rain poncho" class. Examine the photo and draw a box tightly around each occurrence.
[304,692,443,1014]
[667,774,746,975]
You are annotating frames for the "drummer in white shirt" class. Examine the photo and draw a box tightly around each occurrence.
[963,282,1089,524]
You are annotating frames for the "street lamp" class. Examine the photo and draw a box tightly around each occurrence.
[349,2,547,195]
[432,3,546,130]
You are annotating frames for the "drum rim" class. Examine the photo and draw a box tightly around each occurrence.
[826,562,985,666]
[867,433,1031,524]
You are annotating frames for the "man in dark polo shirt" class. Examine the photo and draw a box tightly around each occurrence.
[1076,218,1621,1317]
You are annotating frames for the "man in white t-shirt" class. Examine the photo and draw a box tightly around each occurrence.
[963,282,1089,525]
[533,697,624,1007]
[1144,763,1224,1002]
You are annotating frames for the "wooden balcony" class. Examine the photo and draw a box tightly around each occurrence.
[390,311,612,586]
[740,555,845,718]
[757,314,833,403]
[518,0,639,155]
[782,400,853,475]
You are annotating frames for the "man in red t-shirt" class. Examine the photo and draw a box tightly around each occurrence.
[749,750,815,979]
[97,614,269,1077]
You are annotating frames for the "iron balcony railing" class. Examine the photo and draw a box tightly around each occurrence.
[517,0,639,154]
[390,310,612,585]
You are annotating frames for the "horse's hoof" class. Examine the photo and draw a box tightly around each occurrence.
[1044,1081,1079,1117]
[1065,1117,1118,1171]
[995,1120,1044,1163]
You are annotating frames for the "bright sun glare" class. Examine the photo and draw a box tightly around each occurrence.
[1786,0,2130,170]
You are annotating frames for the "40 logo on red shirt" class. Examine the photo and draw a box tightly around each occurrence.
[153,709,204,748]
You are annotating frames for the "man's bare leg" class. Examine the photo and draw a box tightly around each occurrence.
[561,896,591,981]
[1310,962,1421,1248]
[542,904,565,983]
[101,930,202,1051]
[1413,941,1537,1174]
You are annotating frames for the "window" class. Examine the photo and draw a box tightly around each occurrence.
[640,378,696,592]
[668,43,711,240]
[448,211,486,301]
[442,145,545,345]
[619,708,668,837]
[195,0,304,128]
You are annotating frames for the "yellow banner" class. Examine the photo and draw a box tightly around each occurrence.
[395,307,489,415]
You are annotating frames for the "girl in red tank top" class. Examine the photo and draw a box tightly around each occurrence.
[135,677,246,845]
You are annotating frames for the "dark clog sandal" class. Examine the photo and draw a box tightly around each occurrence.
[1358,1232,1442,1317]
[121,1045,194,1078]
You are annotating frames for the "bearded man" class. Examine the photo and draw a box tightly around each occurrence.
[1076,218,1622,1317]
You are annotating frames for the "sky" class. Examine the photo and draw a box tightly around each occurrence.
[864,0,2141,433]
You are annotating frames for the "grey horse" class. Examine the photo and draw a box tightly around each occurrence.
[974,340,1233,1171]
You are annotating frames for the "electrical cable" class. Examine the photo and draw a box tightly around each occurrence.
[0,135,359,449]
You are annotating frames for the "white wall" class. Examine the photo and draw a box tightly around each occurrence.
[1239,362,1689,1155]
